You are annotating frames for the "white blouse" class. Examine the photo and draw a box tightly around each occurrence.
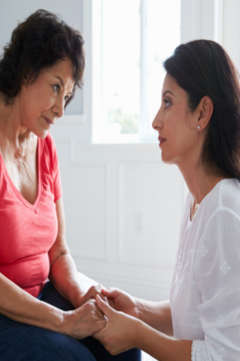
[170,179,240,361]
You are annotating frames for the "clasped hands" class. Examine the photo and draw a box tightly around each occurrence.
[78,285,141,355]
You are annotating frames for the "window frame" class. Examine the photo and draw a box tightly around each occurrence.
[81,0,221,144]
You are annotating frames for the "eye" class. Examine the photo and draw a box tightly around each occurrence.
[163,97,172,109]
[52,83,61,93]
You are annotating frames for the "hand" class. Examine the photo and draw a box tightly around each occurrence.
[61,299,106,339]
[101,288,139,318]
[77,284,105,307]
[94,295,140,355]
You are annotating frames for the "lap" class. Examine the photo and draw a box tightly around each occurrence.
[0,314,96,361]
[0,282,141,361]
[82,336,141,361]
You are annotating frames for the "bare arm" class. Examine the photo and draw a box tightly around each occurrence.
[102,288,173,335]
[0,271,105,339]
[0,198,106,338]
[49,198,99,308]
[136,321,191,361]
[0,271,63,330]
[95,296,191,361]
[136,299,173,335]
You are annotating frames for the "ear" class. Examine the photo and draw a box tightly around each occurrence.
[196,96,214,131]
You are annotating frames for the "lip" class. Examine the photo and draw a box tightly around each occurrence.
[43,116,55,125]
[158,136,166,146]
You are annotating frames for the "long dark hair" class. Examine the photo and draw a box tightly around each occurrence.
[164,39,240,180]
[0,9,85,106]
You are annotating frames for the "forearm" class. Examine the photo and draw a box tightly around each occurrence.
[136,320,192,361]
[136,298,173,335]
[51,200,99,307]
[0,273,63,332]
[49,252,97,307]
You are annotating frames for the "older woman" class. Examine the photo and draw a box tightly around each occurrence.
[94,40,240,361]
[0,9,140,361]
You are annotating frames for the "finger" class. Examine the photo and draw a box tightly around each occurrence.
[99,294,109,303]
[94,284,102,293]
[101,289,111,297]
[95,304,107,319]
[81,289,92,303]
[101,288,118,299]
[96,294,114,317]
[83,286,101,303]
[91,284,103,298]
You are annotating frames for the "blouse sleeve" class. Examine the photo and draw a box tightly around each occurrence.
[192,208,240,361]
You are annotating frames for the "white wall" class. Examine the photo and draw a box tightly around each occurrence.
[181,0,240,68]
[55,140,184,299]
[1,0,239,300]
[221,0,240,68]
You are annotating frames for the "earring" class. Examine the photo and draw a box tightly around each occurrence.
[197,125,201,130]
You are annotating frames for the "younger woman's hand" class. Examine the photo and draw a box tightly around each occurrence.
[101,288,139,318]
[94,295,140,355]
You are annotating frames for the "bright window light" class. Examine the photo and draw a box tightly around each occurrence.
[92,0,181,143]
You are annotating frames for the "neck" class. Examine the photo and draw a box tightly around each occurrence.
[178,160,225,204]
[0,98,34,156]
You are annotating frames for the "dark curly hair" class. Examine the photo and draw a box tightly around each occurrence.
[0,9,85,106]
[164,39,240,180]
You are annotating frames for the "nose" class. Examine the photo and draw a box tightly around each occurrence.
[152,108,163,130]
[52,96,65,118]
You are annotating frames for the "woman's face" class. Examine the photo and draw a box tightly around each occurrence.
[17,58,75,138]
[152,73,200,166]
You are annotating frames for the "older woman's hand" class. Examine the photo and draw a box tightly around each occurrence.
[94,295,140,355]
[78,284,105,306]
[61,298,107,339]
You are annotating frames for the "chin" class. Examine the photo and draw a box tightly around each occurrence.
[41,131,49,139]
[161,153,177,165]
[35,129,49,139]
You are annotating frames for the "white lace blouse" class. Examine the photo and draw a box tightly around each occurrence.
[170,178,240,360]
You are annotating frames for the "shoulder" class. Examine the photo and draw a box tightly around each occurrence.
[194,179,240,257]
[39,133,59,171]
[194,203,240,283]
[201,179,240,242]
[217,178,240,213]
[198,204,240,269]
[39,133,58,159]
[40,133,57,153]
[200,178,240,220]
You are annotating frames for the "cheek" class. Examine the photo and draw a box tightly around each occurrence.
[30,92,54,115]
[167,120,190,151]
[20,98,49,127]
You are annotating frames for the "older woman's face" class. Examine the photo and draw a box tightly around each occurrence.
[17,58,74,138]
[152,74,200,166]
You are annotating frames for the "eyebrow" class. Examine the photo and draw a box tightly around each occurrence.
[162,90,175,97]
[55,75,73,95]
[55,75,64,87]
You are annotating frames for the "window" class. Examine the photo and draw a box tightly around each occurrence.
[91,0,181,143]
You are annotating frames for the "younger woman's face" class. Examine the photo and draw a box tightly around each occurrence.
[17,58,75,138]
[152,74,201,166]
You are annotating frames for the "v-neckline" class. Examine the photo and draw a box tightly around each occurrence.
[0,138,41,209]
